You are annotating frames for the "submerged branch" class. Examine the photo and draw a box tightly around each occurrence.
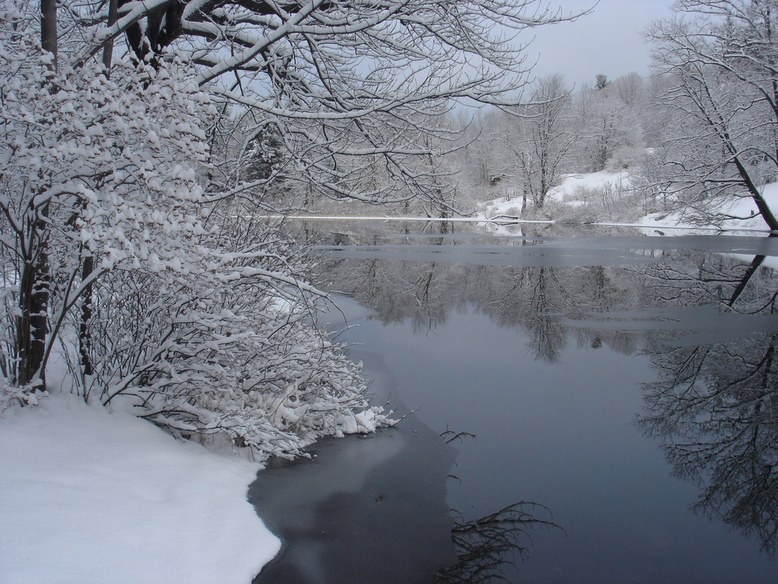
[436,502,563,584]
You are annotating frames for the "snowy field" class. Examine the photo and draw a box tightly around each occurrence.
[0,394,280,584]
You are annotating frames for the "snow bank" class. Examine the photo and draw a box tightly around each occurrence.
[0,394,280,584]
[550,169,632,204]
[479,170,778,236]
[639,181,778,234]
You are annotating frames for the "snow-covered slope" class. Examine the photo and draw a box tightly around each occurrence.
[481,170,633,219]
[639,181,778,233]
[0,394,280,584]
[480,170,778,234]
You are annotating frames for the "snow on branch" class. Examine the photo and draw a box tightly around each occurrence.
[67,0,588,205]
[0,11,388,457]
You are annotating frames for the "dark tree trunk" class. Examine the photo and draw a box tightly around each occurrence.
[79,256,95,377]
[40,0,57,67]
[16,1,58,390]
[17,221,49,390]
[102,0,119,70]
[728,255,766,308]
[732,155,778,232]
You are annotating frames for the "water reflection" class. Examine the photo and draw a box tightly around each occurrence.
[436,503,560,584]
[250,221,778,581]
[249,309,558,584]
[250,413,558,583]
[635,249,778,556]
[314,229,648,360]
[639,333,778,555]
[306,222,778,560]
[250,417,458,584]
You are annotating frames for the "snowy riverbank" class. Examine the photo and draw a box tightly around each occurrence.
[0,394,280,584]
[480,170,778,235]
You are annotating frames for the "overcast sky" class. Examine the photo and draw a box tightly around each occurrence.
[523,0,676,87]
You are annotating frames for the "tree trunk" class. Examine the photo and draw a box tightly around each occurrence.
[40,0,57,67]
[102,0,118,70]
[17,221,49,390]
[732,155,778,231]
[728,254,767,308]
[16,0,58,390]
[79,256,95,378]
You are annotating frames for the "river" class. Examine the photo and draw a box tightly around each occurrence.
[251,221,778,584]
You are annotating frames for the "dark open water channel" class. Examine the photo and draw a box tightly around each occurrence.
[251,222,778,584]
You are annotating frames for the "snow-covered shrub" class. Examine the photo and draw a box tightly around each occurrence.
[0,13,215,390]
[76,221,387,460]
[605,146,650,172]
[0,7,387,459]
[556,179,642,223]
[545,199,599,225]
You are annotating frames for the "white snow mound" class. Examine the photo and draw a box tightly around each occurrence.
[0,394,280,584]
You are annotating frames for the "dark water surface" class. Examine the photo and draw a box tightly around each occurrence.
[251,223,778,583]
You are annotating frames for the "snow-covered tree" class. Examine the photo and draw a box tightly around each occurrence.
[0,10,212,386]
[504,75,576,209]
[0,6,384,458]
[73,0,583,205]
[1,0,590,458]
[456,109,510,201]
[648,0,778,231]
[572,77,645,173]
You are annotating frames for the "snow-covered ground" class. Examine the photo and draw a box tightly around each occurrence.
[0,394,280,584]
[481,170,778,235]
[481,169,634,219]
[637,181,778,234]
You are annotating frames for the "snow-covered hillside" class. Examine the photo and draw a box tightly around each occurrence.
[481,170,778,234]
[482,169,633,218]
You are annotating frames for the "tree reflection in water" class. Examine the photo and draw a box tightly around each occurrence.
[639,333,778,554]
[637,250,778,555]
[251,417,560,584]
[436,430,562,583]
[436,502,561,584]
[302,221,778,558]
[311,223,644,363]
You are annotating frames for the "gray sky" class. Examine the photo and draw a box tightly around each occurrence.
[524,0,676,87]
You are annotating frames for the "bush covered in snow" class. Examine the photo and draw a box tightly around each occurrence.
[0,6,387,460]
